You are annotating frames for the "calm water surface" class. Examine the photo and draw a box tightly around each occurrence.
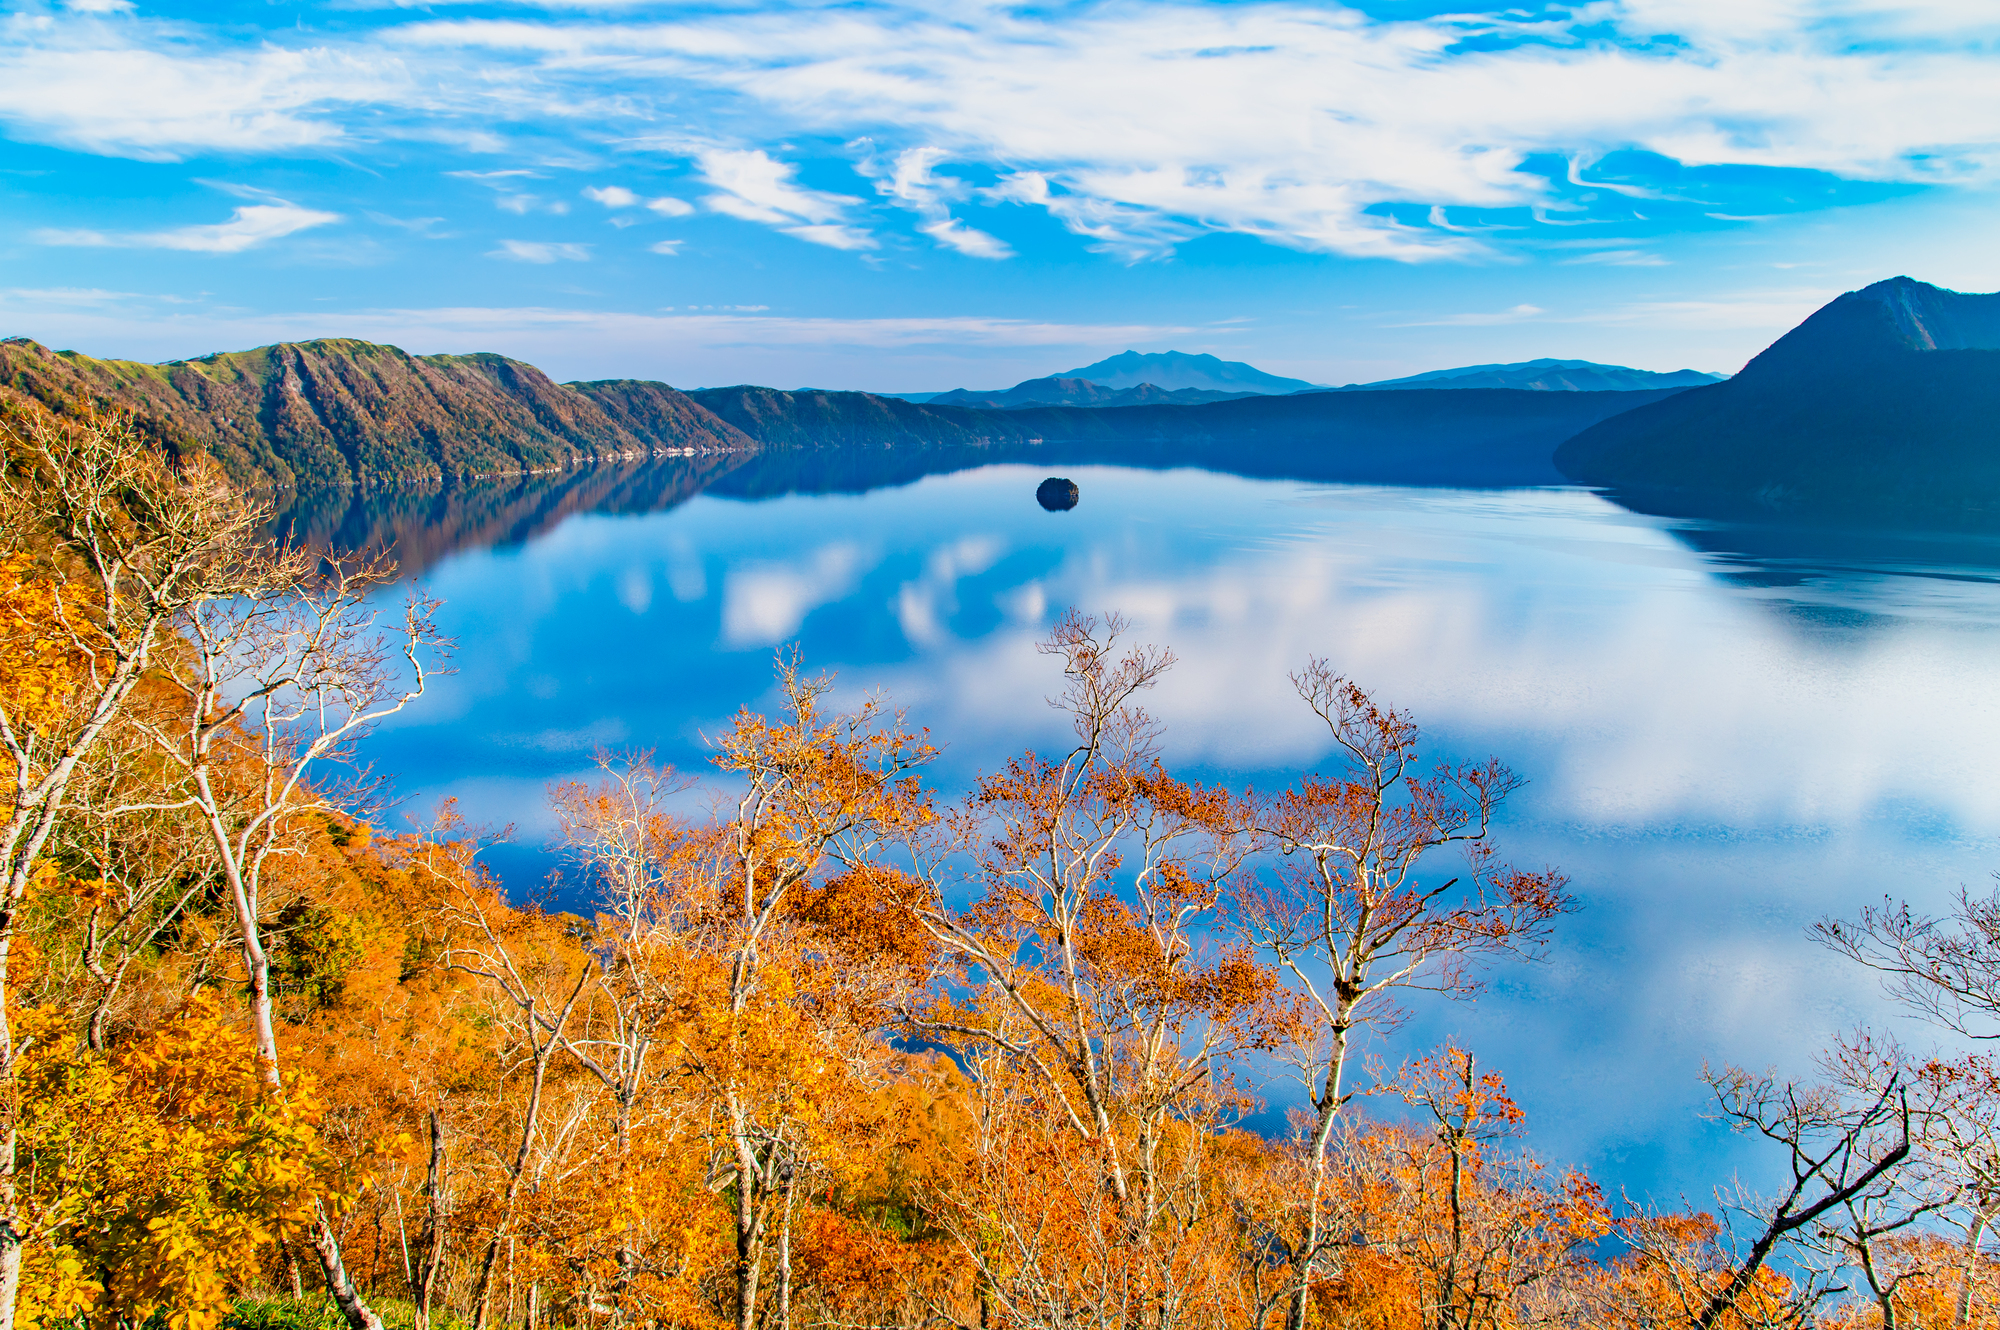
[357,462,2000,1200]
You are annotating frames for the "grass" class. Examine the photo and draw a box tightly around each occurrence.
[226,1294,474,1330]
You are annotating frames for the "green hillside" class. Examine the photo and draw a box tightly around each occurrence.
[0,336,752,490]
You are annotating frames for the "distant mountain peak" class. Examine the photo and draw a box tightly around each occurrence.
[1058,350,1318,394]
[1846,275,2000,352]
[1738,275,2000,381]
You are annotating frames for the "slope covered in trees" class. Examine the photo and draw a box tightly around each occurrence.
[0,337,751,492]
[4,407,1998,1330]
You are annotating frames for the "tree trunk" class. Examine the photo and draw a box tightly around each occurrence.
[1856,1236,1897,1330]
[1284,1018,1353,1330]
[475,1014,565,1330]
[735,1134,763,1330]
[1958,1211,1989,1330]
[313,1200,387,1330]
[0,1212,20,1330]
[773,1164,798,1330]
[197,771,386,1330]
[415,1109,449,1330]
[0,795,76,1330]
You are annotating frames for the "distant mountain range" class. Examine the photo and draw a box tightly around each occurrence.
[890,352,1723,407]
[1556,276,2000,518]
[0,334,1701,496]
[21,279,1986,529]
[925,377,1260,410]
[1323,358,1725,393]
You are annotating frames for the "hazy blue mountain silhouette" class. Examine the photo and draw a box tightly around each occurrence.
[927,376,1259,409]
[1555,276,2000,521]
[1057,350,1319,393]
[1330,358,1724,392]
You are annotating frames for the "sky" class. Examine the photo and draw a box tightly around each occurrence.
[2,0,1998,390]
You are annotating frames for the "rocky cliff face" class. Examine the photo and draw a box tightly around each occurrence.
[0,337,751,490]
[1554,277,2000,519]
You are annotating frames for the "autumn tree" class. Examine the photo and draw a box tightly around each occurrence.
[1388,1048,1608,1330]
[1240,663,1572,1330]
[699,658,938,1330]
[1660,1058,1913,1329]
[898,611,1271,1330]
[1816,888,2000,1326]
[0,409,284,1330]
[102,527,444,1330]
[436,865,594,1330]
[28,723,221,1051]
[12,994,333,1330]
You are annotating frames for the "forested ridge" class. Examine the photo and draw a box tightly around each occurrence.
[6,407,2000,1330]
[0,338,752,493]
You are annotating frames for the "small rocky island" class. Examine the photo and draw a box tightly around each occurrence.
[1037,476,1080,511]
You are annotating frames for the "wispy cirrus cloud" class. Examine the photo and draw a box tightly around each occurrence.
[1561,249,1670,267]
[34,201,341,252]
[0,12,399,160]
[3,0,1999,265]
[1394,304,1548,327]
[860,146,1012,259]
[381,0,2000,259]
[696,148,874,251]
[489,239,591,262]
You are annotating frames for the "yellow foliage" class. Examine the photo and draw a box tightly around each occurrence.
[0,552,97,741]
[16,994,331,1330]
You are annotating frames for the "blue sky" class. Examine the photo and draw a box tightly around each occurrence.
[2,0,1997,390]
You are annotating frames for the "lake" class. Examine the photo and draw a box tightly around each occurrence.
[330,456,2000,1203]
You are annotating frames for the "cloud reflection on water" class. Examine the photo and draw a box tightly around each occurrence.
[369,463,2000,1200]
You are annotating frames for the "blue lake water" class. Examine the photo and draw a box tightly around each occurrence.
[354,461,2000,1202]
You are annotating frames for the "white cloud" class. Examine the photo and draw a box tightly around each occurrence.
[648,239,682,255]
[71,301,1192,349]
[1561,249,1670,266]
[390,0,2000,260]
[489,239,591,262]
[773,223,875,252]
[862,145,1013,259]
[919,218,1012,260]
[367,211,451,236]
[0,15,399,160]
[1581,290,1840,331]
[582,184,640,207]
[7,2,2000,260]
[697,148,875,250]
[1395,303,1547,327]
[33,201,341,253]
[1,286,139,304]
[646,196,694,217]
[721,542,877,646]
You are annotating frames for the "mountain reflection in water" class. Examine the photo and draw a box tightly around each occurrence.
[278,440,2000,595]
[317,448,2000,1206]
